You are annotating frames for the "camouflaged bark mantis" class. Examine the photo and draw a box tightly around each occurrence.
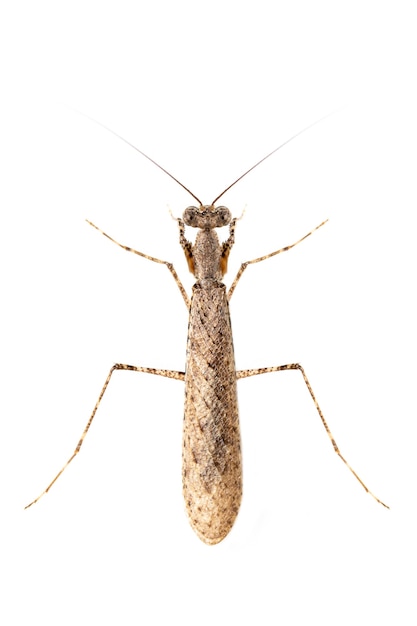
[26,119,388,544]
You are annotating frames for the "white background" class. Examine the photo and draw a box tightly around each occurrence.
[1,1,416,624]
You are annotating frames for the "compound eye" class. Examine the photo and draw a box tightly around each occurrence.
[217,206,231,226]
[183,206,199,226]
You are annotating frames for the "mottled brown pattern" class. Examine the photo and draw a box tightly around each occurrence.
[183,284,241,545]
[26,133,389,534]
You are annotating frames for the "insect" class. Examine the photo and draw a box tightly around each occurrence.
[26,119,388,544]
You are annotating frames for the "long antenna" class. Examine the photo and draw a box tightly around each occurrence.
[211,113,335,205]
[72,109,336,207]
[72,110,203,205]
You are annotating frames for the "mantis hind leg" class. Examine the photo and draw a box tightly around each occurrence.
[237,363,389,509]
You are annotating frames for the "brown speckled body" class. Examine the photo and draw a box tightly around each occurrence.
[25,132,388,540]
[181,220,242,545]
[183,283,241,545]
